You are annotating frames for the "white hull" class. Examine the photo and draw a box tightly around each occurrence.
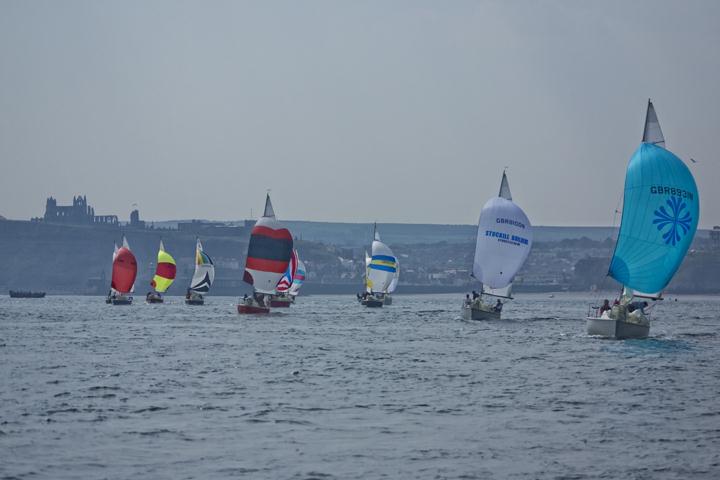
[586,317,649,339]
[462,304,501,321]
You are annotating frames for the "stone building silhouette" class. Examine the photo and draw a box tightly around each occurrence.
[43,195,118,225]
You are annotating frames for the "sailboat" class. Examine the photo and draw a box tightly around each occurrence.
[186,238,215,305]
[106,236,137,305]
[587,100,699,339]
[463,172,533,320]
[147,240,176,303]
[359,224,397,308]
[384,259,399,305]
[238,194,293,314]
[270,249,299,307]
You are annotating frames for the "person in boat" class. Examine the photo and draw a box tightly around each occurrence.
[627,301,649,314]
[493,299,503,312]
[464,294,472,306]
[186,288,191,300]
[472,290,480,300]
[599,299,611,316]
[253,292,265,307]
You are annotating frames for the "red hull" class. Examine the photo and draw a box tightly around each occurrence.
[270,300,292,308]
[237,304,270,314]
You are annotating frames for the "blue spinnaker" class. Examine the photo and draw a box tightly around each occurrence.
[609,143,699,293]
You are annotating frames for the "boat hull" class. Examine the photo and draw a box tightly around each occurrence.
[586,317,649,339]
[185,298,204,306]
[146,297,164,304]
[270,296,293,308]
[9,291,46,298]
[111,297,132,306]
[238,304,270,314]
[361,298,383,308]
[462,305,501,321]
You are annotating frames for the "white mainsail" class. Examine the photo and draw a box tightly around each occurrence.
[190,239,215,293]
[642,99,665,148]
[472,172,533,297]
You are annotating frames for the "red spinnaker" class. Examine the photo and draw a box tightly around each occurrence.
[112,247,137,293]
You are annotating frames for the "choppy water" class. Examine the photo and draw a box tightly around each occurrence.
[1,293,719,479]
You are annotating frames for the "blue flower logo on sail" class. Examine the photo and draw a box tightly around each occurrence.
[653,196,692,246]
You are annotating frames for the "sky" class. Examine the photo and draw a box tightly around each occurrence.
[0,0,718,227]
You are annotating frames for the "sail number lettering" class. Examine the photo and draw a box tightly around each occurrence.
[496,218,526,229]
[650,186,694,200]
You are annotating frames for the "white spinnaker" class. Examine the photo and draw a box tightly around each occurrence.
[367,240,395,293]
[190,239,215,293]
[472,197,533,291]
[388,260,399,293]
[642,99,665,148]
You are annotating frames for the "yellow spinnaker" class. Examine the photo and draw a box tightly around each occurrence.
[152,243,177,293]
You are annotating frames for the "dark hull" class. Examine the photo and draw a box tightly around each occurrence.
[9,291,46,298]
[111,298,132,305]
[270,299,292,308]
[185,299,204,306]
[146,297,164,304]
[238,304,270,314]
[361,298,384,308]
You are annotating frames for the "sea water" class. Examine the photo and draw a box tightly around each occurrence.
[1,294,719,479]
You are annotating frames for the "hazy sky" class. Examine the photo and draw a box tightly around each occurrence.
[1,0,718,227]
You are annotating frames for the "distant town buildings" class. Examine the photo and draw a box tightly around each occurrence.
[40,195,118,226]
[130,209,145,229]
[177,219,244,236]
[711,226,720,250]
